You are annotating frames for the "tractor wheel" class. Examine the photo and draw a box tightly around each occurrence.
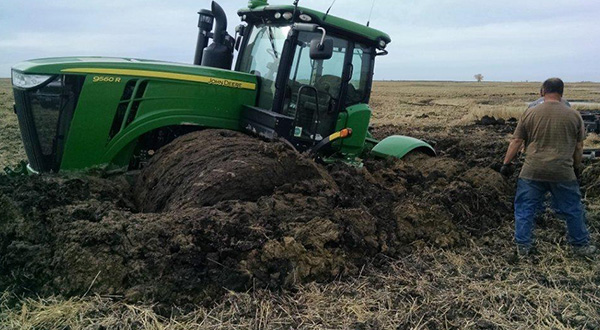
[134,129,330,213]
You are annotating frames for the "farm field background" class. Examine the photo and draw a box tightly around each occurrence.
[1,79,600,329]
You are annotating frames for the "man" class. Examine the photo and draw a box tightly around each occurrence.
[501,78,596,257]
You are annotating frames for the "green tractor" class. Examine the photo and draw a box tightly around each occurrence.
[11,0,434,174]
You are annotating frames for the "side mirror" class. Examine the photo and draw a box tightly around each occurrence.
[299,25,332,60]
[310,37,333,60]
[235,24,246,35]
[234,24,246,51]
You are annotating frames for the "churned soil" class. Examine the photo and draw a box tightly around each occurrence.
[1,128,516,305]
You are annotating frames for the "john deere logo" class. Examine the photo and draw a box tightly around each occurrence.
[208,78,243,89]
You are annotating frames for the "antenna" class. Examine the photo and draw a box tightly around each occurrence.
[292,0,300,23]
[366,0,376,27]
[323,0,337,20]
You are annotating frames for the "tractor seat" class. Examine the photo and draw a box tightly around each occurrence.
[314,75,342,101]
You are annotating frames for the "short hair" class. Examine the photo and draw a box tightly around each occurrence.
[542,78,564,96]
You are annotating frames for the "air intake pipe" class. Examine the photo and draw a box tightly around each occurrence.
[201,1,234,70]
[193,9,214,65]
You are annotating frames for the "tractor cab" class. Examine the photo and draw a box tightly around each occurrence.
[231,2,391,155]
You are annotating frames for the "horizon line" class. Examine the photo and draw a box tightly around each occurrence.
[0,77,598,84]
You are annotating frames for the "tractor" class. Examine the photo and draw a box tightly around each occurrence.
[10,0,435,174]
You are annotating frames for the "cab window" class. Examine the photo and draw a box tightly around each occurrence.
[238,24,291,109]
[347,43,374,105]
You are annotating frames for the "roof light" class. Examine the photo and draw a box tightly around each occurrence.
[378,40,387,49]
[299,14,312,22]
[11,70,54,89]
[282,12,293,20]
[274,12,282,19]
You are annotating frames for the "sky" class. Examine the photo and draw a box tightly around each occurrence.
[0,0,599,82]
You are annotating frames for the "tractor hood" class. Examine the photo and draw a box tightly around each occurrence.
[11,56,259,173]
[12,56,257,90]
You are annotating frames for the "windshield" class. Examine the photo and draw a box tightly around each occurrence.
[238,24,291,109]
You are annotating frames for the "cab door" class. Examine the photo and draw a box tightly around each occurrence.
[282,32,351,149]
[334,43,378,156]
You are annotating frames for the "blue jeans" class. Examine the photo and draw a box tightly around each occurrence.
[515,179,590,248]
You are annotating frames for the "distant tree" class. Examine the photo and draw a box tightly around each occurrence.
[474,74,484,82]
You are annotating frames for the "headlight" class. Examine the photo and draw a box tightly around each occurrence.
[282,12,293,20]
[299,14,312,22]
[11,70,54,89]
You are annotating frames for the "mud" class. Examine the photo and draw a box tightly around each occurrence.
[1,128,517,304]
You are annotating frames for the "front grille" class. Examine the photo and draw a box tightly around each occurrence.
[30,81,62,156]
[14,89,42,171]
[13,75,84,172]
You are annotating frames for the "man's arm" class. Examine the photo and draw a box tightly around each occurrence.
[504,138,525,165]
[573,141,584,168]
[574,113,585,172]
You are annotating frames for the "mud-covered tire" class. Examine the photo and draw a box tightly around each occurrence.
[135,129,331,212]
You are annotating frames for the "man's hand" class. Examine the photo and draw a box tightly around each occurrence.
[575,166,583,181]
[500,163,515,177]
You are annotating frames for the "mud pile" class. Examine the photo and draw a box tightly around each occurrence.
[0,129,514,304]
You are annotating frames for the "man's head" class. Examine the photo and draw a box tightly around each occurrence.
[541,78,564,99]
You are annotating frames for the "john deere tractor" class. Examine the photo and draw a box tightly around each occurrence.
[11,0,434,174]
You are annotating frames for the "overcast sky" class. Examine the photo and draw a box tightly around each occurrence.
[1,0,599,81]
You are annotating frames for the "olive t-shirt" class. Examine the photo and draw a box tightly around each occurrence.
[514,101,585,182]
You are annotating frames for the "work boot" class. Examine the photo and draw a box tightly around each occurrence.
[516,245,531,258]
[572,244,598,257]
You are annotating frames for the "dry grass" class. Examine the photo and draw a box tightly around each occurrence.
[2,221,599,329]
[0,79,26,169]
[370,81,600,128]
[585,133,600,149]
[572,103,600,112]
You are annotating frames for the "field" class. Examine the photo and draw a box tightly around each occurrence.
[1,79,600,329]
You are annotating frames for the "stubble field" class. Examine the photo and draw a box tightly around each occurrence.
[1,79,600,329]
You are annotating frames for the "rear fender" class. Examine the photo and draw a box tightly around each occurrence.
[370,135,436,159]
